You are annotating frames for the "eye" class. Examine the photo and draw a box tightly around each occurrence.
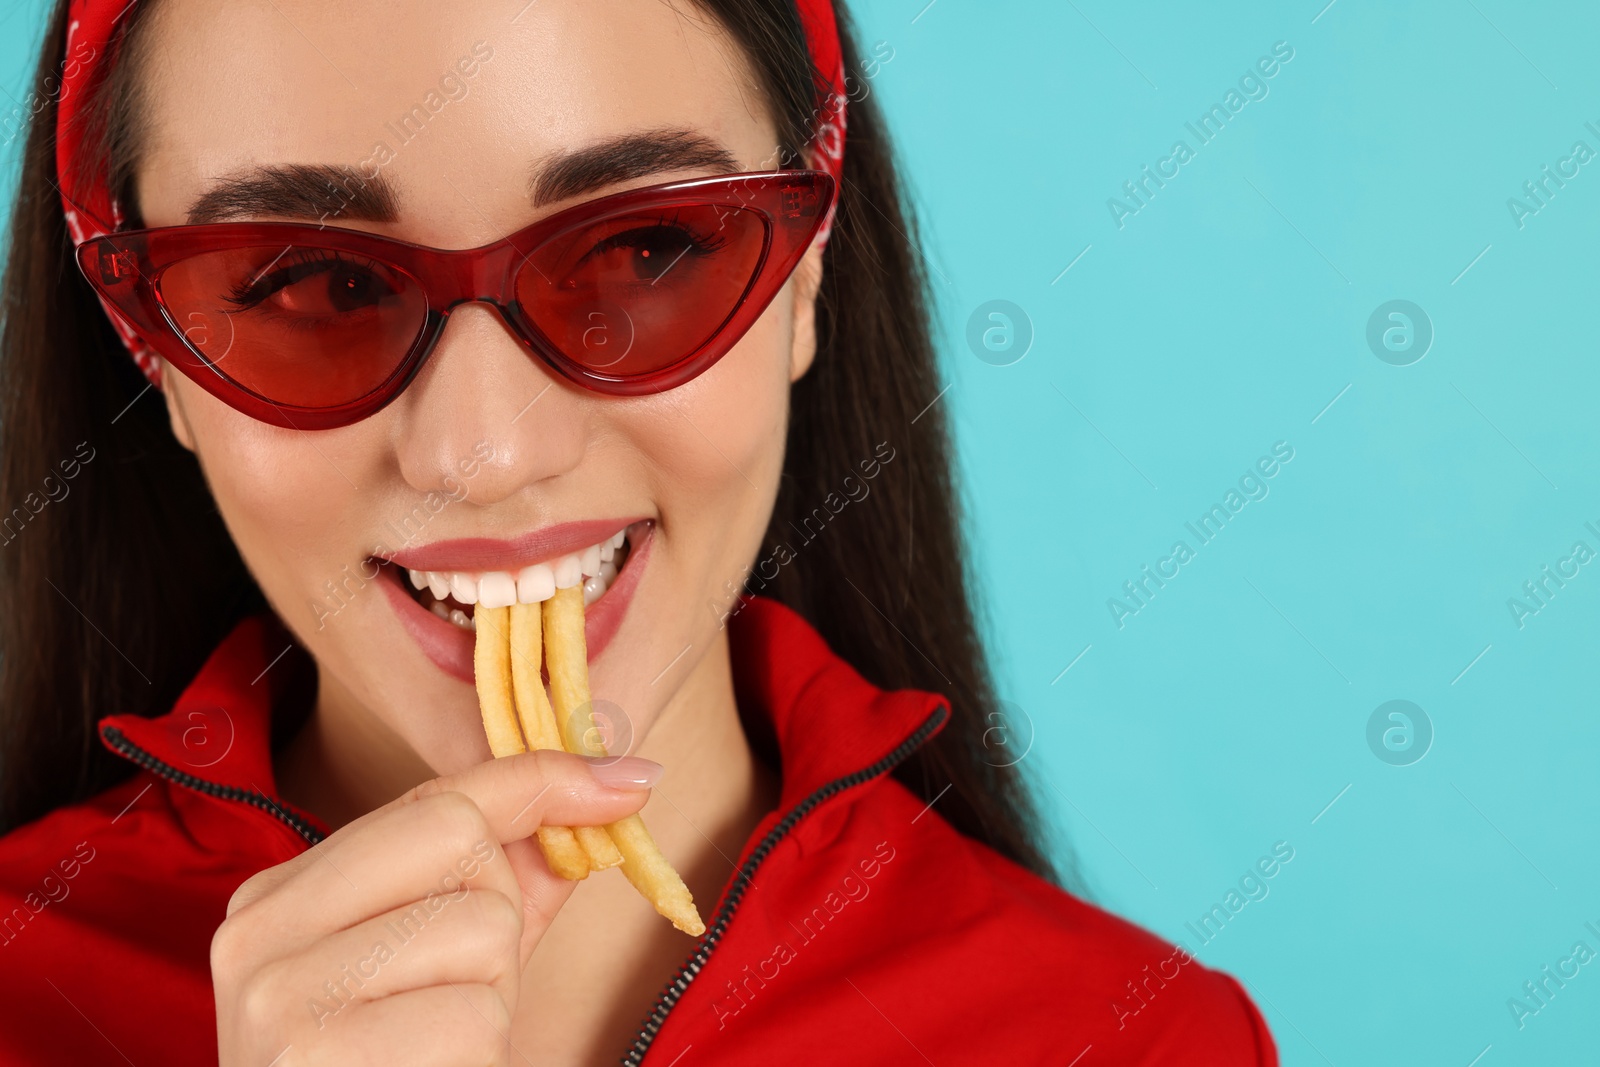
[568,215,729,286]
[224,250,402,316]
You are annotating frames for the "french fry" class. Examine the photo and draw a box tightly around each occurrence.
[606,815,704,937]
[472,605,524,757]
[508,602,622,872]
[473,605,590,881]
[543,586,706,937]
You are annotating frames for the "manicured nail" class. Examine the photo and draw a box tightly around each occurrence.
[582,754,662,790]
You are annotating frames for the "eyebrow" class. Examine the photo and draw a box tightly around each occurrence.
[184,128,742,226]
[185,164,397,226]
[528,128,740,207]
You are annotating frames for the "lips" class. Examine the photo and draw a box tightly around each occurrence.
[383,518,638,573]
[377,519,654,683]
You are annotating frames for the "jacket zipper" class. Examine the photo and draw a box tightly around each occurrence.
[621,701,949,1065]
[100,724,326,846]
[107,703,948,1065]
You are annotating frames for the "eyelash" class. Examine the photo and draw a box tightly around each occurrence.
[217,209,731,317]
[222,248,388,311]
[582,213,729,264]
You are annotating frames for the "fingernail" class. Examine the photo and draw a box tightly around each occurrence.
[582,754,663,790]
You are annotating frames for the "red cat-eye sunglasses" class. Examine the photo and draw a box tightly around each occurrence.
[74,170,836,430]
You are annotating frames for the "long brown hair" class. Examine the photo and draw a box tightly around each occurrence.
[0,0,1072,891]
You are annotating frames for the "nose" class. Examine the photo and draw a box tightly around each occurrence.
[389,303,586,506]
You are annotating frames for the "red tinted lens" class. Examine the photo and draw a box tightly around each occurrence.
[157,244,428,408]
[514,203,768,378]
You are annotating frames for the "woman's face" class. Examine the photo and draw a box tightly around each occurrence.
[133,0,821,773]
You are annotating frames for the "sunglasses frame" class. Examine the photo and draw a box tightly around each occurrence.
[75,169,837,430]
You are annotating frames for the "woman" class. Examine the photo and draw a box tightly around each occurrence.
[0,0,1278,1063]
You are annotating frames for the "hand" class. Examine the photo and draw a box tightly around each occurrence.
[211,748,660,1065]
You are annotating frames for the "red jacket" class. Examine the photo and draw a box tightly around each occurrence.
[0,597,1277,1065]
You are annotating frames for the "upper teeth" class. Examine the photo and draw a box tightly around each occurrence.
[407,528,628,610]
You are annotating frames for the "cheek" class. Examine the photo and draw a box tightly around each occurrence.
[633,301,794,504]
[174,378,377,599]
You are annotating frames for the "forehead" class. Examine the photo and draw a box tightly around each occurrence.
[132,0,776,236]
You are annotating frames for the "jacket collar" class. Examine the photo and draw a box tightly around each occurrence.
[98,596,950,820]
[726,596,949,809]
[96,613,323,826]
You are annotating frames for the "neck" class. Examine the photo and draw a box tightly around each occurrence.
[273,664,431,830]
[275,626,776,832]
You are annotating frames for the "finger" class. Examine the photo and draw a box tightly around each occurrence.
[221,792,523,964]
[499,835,580,967]
[233,740,650,913]
[226,750,652,952]
[400,746,659,846]
[258,886,523,1023]
[307,982,513,1067]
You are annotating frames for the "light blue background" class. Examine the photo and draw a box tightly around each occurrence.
[4,2,1597,1063]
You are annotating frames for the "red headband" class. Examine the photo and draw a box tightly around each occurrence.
[55,0,847,388]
